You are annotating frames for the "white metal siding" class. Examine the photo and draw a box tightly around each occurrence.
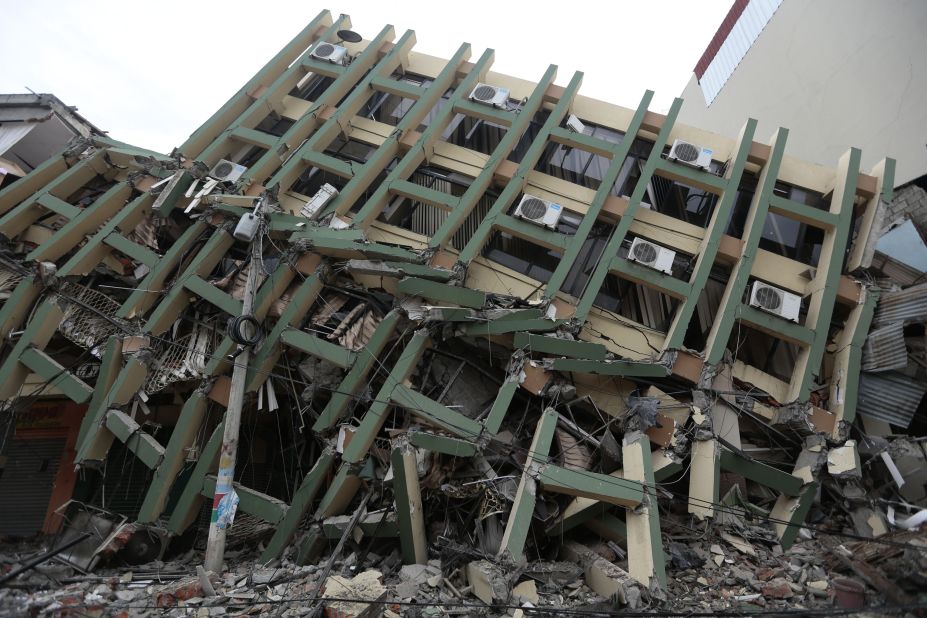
[699,0,783,105]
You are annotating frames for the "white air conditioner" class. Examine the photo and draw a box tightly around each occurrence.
[749,281,802,322]
[469,83,510,108]
[300,183,339,219]
[566,114,586,134]
[209,159,247,183]
[310,42,348,65]
[668,139,713,170]
[514,194,563,230]
[628,238,675,275]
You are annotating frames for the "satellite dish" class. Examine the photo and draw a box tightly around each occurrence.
[337,29,363,44]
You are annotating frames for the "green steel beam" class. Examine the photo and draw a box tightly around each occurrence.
[76,336,122,450]
[452,99,515,127]
[342,331,430,463]
[429,65,559,250]
[656,158,728,193]
[181,9,334,157]
[736,304,815,347]
[551,358,670,377]
[58,192,153,276]
[835,287,879,426]
[574,98,684,323]
[661,118,757,350]
[150,170,193,218]
[201,475,288,524]
[390,384,483,440]
[545,91,654,297]
[74,351,151,463]
[300,58,347,78]
[369,74,424,100]
[584,512,628,543]
[395,277,486,308]
[193,15,346,164]
[493,213,570,252]
[350,48,495,226]
[408,430,478,457]
[322,512,399,538]
[0,151,68,216]
[260,449,334,563]
[391,444,428,563]
[142,227,234,334]
[117,220,209,319]
[137,391,208,522]
[789,148,861,402]
[719,448,802,496]
[768,195,839,230]
[325,43,471,220]
[183,275,243,317]
[229,126,277,149]
[36,192,79,219]
[245,273,324,391]
[313,309,400,430]
[538,465,643,508]
[0,297,65,400]
[289,235,421,262]
[608,254,690,300]
[27,183,132,262]
[549,126,617,158]
[463,318,563,336]
[19,347,93,404]
[390,179,460,211]
[513,332,608,360]
[104,410,165,469]
[103,232,160,268]
[322,43,470,215]
[771,482,818,550]
[347,260,454,282]
[280,328,357,368]
[498,407,558,563]
[484,379,517,435]
[167,421,224,534]
[0,279,41,340]
[302,150,355,179]
[265,27,411,192]
[702,128,788,366]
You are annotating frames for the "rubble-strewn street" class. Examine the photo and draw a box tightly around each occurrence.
[2,6,927,617]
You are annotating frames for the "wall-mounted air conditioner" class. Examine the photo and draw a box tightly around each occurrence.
[565,114,586,133]
[513,194,563,230]
[300,183,339,219]
[311,42,348,65]
[469,83,510,108]
[628,238,675,275]
[209,159,247,183]
[668,139,713,171]
[749,281,802,322]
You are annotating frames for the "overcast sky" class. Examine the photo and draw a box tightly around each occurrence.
[1,1,732,153]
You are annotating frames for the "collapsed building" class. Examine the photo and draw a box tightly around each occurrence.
[1,7,925,614]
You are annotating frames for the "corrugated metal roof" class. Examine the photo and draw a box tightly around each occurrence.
[694,0,749,79]
[697,0,783,105]
[874,281,927,326]
[861,321,908,372]
[858,371,927,428]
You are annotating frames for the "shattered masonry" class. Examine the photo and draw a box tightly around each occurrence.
[0,6,914,603]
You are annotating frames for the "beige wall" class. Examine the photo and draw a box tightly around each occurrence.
[678,0,927,184]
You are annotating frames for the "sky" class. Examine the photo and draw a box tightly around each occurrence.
[0,1,733,154]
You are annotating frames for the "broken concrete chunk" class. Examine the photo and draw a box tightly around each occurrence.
[322,570,386,618]
[466,560,508,605]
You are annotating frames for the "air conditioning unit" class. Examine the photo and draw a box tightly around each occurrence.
[300,183,339,219]
[209,159,247,183]
[469,83,510,108]
[749,281,802,322]
[628,238,675,275]
[565,114,586,133]
[310,42,348,65]
[514,194,563,230]
[668,139,713,171]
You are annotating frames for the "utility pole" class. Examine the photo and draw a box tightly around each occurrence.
[204,198,265,573]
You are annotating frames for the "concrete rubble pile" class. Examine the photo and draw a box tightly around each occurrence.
[1,8,926,616]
